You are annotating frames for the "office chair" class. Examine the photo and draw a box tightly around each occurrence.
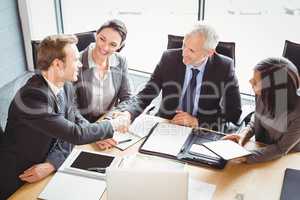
[75,30,96,52]
[31,40,41,69]
[31,31,97,69]
[167,34,236,66]
[0,126,3,143]
[282,40,300,75]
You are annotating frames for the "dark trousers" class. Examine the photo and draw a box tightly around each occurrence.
[0,146,22,200]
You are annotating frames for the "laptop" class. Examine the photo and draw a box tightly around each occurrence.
[106,168,189,200]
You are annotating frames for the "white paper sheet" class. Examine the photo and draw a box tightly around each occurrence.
[129,114,166,138]
[113,132,141,150]
[189,178,216,200]
[141,123,191,156]
[113,115,166,150]
[189,144,220,158]
[202,140,252,160]
[39,172,106,200]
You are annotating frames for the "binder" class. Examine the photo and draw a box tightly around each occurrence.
[139,123,251,169]
[280,168,300,200]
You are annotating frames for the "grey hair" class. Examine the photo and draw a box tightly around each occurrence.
[185,22,219,50]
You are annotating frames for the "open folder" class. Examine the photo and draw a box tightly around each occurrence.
[39,149,122,200]
[113,114,166,150]
[139,123,252,169]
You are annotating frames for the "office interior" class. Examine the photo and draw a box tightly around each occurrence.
[1,0,300,199]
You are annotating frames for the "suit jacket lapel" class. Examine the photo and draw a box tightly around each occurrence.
[178,62,186,90]
[197,56,214,110]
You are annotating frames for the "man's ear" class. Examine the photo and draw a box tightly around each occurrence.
[52,58,64,69]
[207,49,215,57]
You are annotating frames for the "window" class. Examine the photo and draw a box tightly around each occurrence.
[61,0,198,73]
[205,0,300,94]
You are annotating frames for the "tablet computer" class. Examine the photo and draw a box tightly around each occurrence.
[61,149,121,179]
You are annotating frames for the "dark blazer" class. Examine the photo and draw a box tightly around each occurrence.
[126,49,242,130]
[75,46,131,122]
[0,74,114,199]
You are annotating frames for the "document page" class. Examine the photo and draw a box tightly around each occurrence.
[39,172,106,200]
[202,140,252,160]
[113,114,166,150]
[141,123,191,156]
[189,178,216,200]
[129,114,166,138]
[189,144,220,158]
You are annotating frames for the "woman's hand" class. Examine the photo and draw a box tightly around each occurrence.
[222,134,241,143]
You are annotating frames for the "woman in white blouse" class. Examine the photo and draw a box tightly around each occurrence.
[75,19,131,123]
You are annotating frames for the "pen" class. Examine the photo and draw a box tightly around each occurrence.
[118,139,132,144]
[86,167,106,173]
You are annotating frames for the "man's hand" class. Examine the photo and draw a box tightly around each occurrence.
[110,111,131,133]
[19,162,55,183]
[96,138,117,150]
[170,110,198,128]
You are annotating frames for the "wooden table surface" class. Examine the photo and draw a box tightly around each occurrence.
[8,140,300,200]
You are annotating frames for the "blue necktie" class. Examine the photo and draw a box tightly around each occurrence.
[56,90,65,114]
[182,68,199,114]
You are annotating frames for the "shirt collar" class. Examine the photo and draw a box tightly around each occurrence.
[186,57,208,74]
[42,75,63,96]
[88,43,119,69]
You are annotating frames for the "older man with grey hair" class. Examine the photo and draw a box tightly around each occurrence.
[101,22,241,145]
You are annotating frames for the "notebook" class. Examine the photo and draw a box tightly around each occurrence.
[280,168,300,200]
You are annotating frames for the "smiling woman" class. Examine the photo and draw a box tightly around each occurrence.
[75,19,132,123]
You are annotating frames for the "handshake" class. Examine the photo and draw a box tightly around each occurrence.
[109,111,132,133]
[96,111,132,150]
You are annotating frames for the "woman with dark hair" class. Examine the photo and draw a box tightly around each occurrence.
[75,19,131,124]
[224,57,300,163]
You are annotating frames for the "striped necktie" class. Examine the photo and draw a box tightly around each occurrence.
[182,68,199,114]
[56,90,65,114]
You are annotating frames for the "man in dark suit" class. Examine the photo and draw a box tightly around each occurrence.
[112,22,241,133]
[0,34,128,199]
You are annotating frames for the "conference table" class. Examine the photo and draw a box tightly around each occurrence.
[8,137,300,200]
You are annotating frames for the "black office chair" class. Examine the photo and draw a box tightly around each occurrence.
[75,30,96,52]
[31,31,97,69]
[282,40,300,75]
[0,126,3,143]
[167,34,236,66]
[31,40,41,69]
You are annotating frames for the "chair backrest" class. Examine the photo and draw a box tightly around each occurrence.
[167,34,236,66]
[0,125,3,143]
[75,30,96,52]
[282,40,300,75]
[31,31,97,69]
[31,40,41,69]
